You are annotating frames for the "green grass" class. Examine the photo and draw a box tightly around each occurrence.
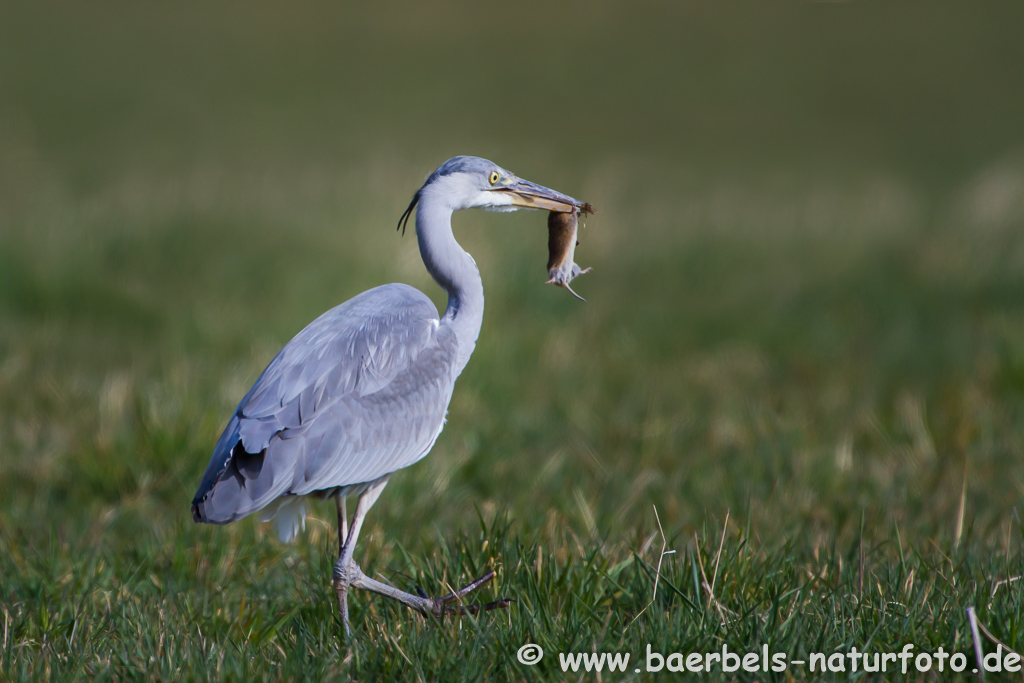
[2,2,1024,680]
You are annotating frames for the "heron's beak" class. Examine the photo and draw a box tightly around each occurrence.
[493,178,584,213]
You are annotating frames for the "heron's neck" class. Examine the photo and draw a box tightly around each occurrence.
[415,193,483,376]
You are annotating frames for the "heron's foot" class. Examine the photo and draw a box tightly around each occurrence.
[348,563,514,620]
[422,570,515,618]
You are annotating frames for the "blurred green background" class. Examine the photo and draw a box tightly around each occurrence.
[2,1,1024,678]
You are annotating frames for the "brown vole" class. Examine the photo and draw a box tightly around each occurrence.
[546,203,593,301]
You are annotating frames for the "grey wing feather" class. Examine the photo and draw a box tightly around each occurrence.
[192,283,458,524]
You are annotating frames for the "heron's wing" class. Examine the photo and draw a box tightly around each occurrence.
[191,283,458,524]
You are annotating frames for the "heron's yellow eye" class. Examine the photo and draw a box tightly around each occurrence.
[489,171,500,185]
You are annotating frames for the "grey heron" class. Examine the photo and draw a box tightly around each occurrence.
[191,156,586,635]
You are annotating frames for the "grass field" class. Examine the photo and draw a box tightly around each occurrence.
[2,2,1024,680]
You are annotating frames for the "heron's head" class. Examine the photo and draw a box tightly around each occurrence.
[398,156,584,234]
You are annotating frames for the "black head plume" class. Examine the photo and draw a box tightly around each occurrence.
[397,190,420,236]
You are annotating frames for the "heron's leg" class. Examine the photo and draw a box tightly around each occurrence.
[331,476,511,631]
[334,495,350,633]
[333,477,389,637]
[336,495,348,552]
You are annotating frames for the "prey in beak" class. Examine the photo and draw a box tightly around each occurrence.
[482,171,594,300]
[484,170,595,300]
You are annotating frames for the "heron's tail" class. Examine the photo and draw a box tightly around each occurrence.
[191,414,297,528]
